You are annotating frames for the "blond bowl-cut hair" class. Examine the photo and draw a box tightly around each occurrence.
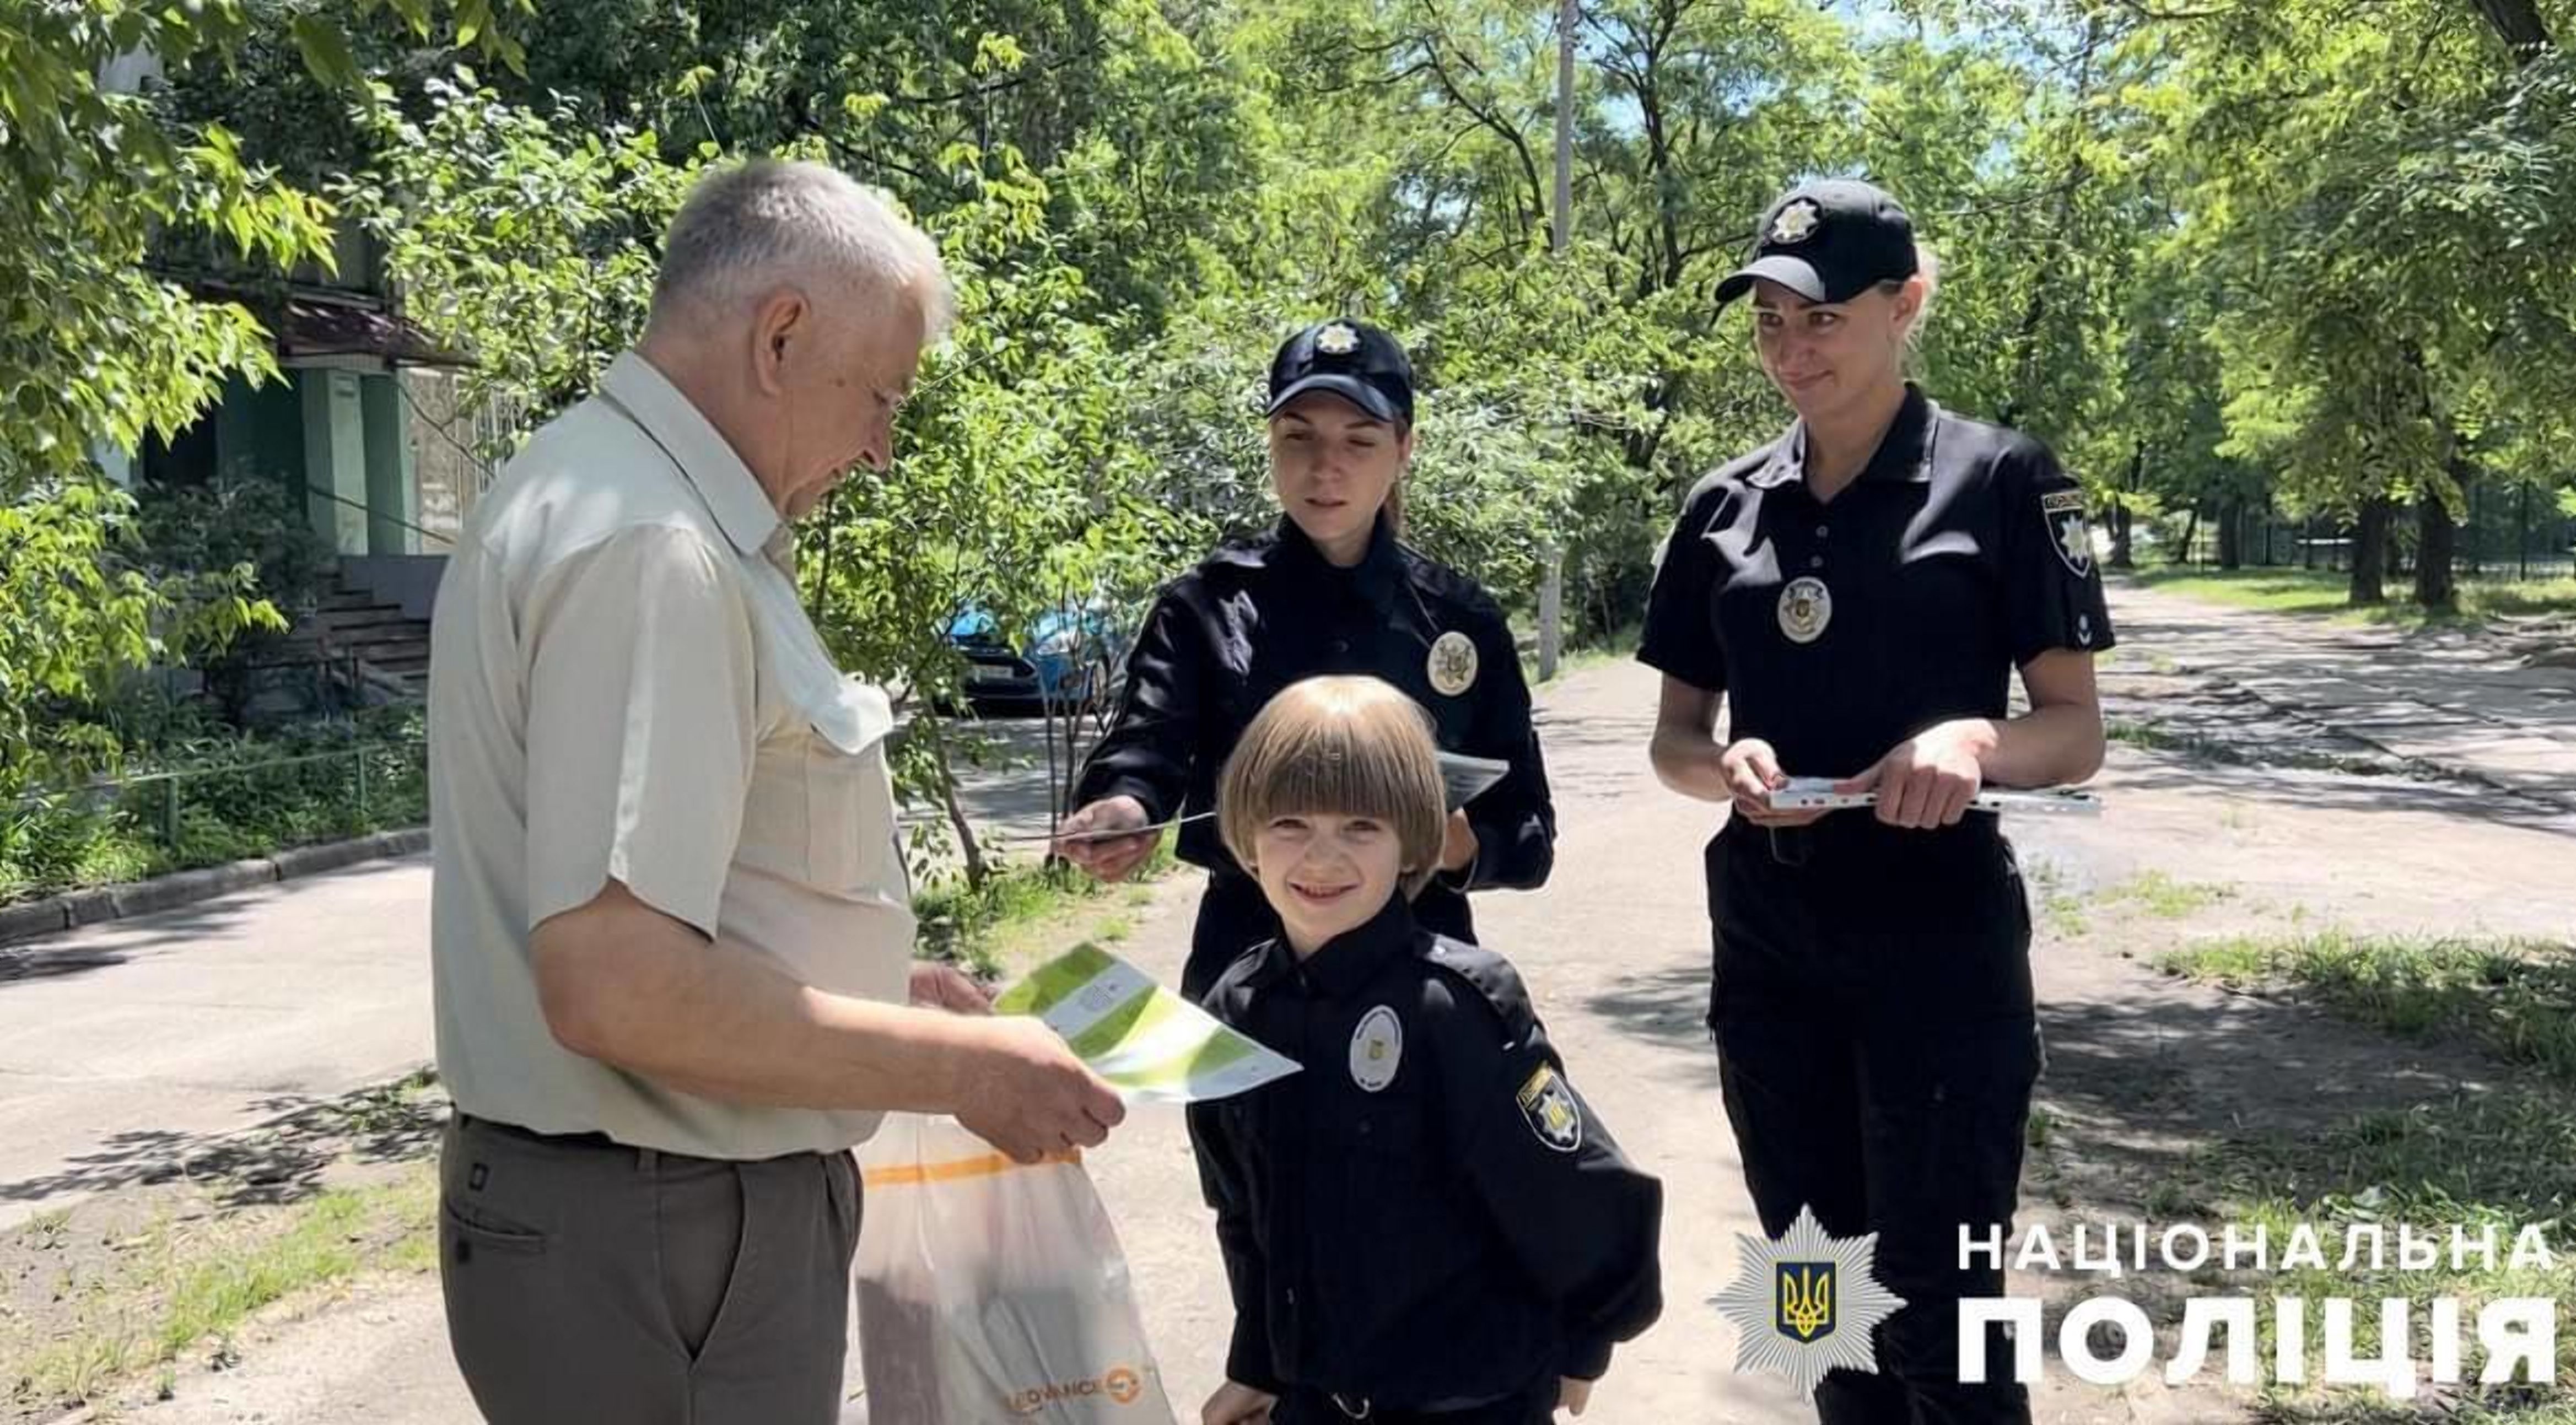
[1219,676,1448,900]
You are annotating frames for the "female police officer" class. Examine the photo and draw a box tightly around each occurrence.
[1054,318,1555,998]
[1639,180,2112,1423]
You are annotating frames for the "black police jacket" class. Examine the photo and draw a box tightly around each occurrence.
[1188,896,1664,1405]
[1074,515,1555,931]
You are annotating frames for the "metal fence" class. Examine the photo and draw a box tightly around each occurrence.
[11,739,429,852]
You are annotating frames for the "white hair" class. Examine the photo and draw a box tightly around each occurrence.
[650,158,955,341]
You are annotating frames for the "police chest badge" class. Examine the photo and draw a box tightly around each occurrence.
[1428,630,1479,697]
[1516,1064,1584,1152]
[2042,489,2095,578]
[1350,1006,1403,1093]
[1776,577,1833,645]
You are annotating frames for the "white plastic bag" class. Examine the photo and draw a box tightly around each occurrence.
[853,1113,1177,1425]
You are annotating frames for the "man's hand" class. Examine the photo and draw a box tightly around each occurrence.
[1438,808,1479,874]
[908,961,992,1014]
[1559,1377,1595,1416]
[951,1016,1125,1163]
[1201,1380,1277,1425]
[1053,795,1163,881]
[1838,718,1994,829]
[1720,738,1825,828]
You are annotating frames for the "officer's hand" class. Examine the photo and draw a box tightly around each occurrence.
[1720,738,1826,828]
[1053,796,1162,881]
[1558,1377,1595,1416]
[952,1016,1126,1163]
[1840,720,1988,829]
[1438,808,1479,873]
[1202,1380,1277,1424]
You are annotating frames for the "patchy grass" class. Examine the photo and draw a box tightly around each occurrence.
[2101,870,2235,920]
[2117,567,2576,630]
[2140,1087,2576,1419]
[2155,932,2576,1085]
[2024,856,2090,939]
[3,1169,436,1418]
[1522,623,1641,686]
[915,843,1181,979]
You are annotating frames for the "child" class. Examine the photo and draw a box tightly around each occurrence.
[1189,676,1663,1424]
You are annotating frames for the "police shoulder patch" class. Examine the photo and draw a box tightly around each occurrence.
[1516,1063,1585,1153]
[2039,488,2094,578]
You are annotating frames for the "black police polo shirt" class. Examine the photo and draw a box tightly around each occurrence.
[1638,386,2117,779]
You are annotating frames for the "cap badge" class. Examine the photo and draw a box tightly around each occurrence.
[1769,199,1823,245]
[1315,322,1361,355]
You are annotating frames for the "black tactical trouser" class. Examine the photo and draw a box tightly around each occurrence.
[1706,819,2041,1425]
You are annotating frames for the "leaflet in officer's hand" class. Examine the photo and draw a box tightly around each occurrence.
[1766,776,2104,817]
[1438,752,1510,811]
[993,943,1300,1104]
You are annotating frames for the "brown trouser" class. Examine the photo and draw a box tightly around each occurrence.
[438,1114,861,1425]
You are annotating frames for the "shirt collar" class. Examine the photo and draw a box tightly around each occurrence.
[1273,510,1404,613]
[1745,384,1940,492]
[597,351,784,558]
[1248,892,1418,1000]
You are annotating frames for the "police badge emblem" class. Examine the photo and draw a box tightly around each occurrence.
[1776,1262,1837,1343]
[1769,199,1823,244]
[1429,630,1479,696]
[1315,322,1361,355]
[1516,1064,1584,1153]
[2041,489,2095,577]
[1777,577,1833,645]
[1350,1005,1403,1093]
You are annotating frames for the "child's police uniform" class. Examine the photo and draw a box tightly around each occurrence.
[1189,897,1662,1423]
[1638,180,2116,1424]
[1075,321,1556,999]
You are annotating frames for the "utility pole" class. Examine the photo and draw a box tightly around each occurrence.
[1538,0,1576,682]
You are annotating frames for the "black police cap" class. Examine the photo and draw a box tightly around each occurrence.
[1267,319,1415,426]
[1715,179,1919,307]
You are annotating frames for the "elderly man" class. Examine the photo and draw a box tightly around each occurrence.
[426,159,1124,1425]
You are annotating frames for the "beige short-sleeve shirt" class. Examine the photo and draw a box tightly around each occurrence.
[428,351,914,1160]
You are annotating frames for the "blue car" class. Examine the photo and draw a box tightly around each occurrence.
[945,603,1127,712]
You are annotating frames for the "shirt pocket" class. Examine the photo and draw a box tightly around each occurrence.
[737,676,907,905]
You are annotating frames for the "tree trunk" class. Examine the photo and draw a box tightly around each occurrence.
[918,717,989,888]
[2217,499,2244,570]
[2172,507,2199,566]
[2110,442,2141,571]
[2415,460,2472,611]
[2465,0,2555,60]
[2350,496,2394,605]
